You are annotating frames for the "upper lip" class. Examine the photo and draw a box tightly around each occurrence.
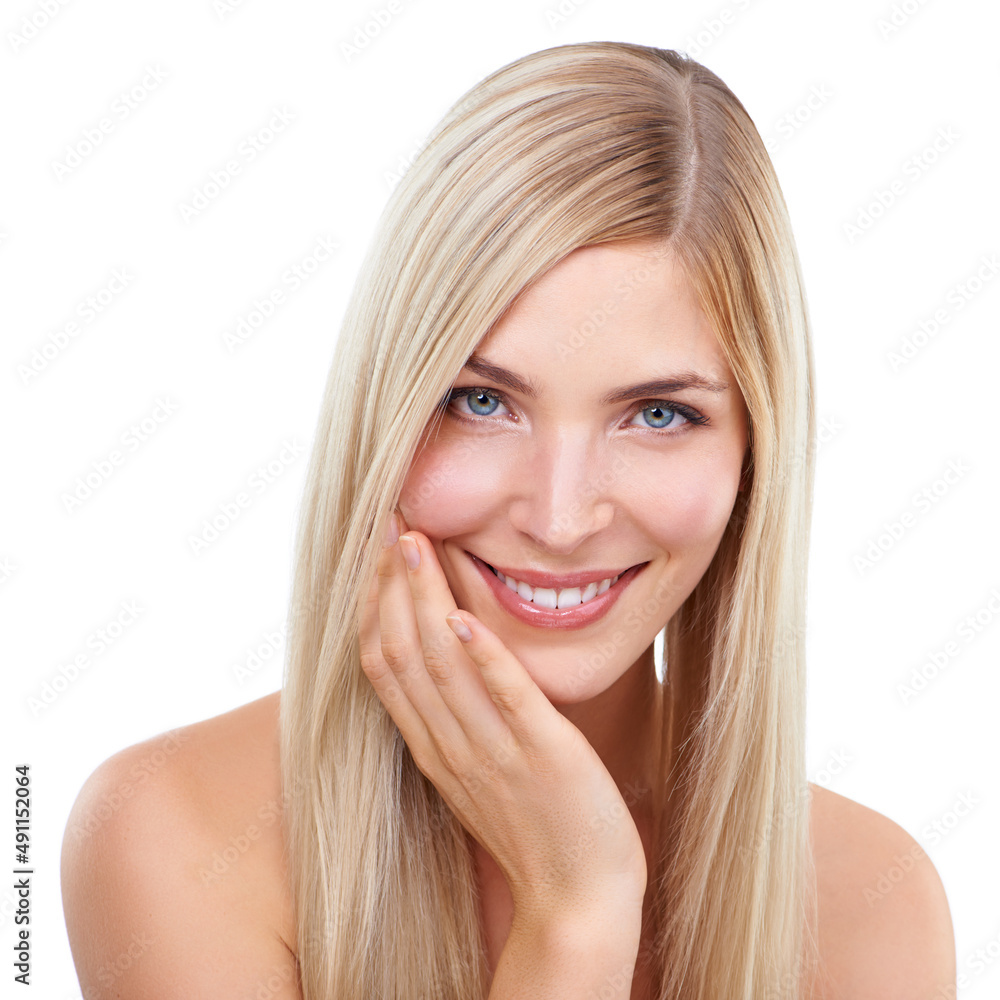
[467,551,646,591]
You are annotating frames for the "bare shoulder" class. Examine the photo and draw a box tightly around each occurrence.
[807,782,956,1000]
[61,691,299,999]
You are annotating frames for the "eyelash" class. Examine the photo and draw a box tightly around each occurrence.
[442,386,710,435]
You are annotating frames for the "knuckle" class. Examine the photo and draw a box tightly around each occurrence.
[359,648,389,681]
[488,683,524,716]
[467,745,499,783]
[470,644,500,672]
[422,641,455,683]
[424,658,454,684]
[481,736,517,774]
[432,737,464,776]
[379,633,409,671]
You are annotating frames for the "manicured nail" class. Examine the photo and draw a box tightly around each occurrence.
[400,534,420,570]
[446,613,472,643]
[383,512,399,548]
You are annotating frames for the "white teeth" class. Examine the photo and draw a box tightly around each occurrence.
[493,567,622,608]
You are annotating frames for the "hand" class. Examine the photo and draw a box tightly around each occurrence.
[359,510,649,923]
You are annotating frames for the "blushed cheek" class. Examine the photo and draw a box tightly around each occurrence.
[639,463,740,554]
[398,442,505,538]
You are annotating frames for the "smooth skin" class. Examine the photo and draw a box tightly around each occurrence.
[61,242,955,998]
[60,699,956,999]
[361,509,648,927]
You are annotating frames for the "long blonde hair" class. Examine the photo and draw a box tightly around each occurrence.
[281,40,819,999]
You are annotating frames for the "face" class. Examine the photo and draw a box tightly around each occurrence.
[398,240,750,706]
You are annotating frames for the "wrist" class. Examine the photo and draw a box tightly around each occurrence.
[510,887,645,946]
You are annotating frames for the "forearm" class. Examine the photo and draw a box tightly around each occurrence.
[487,911,642,1000]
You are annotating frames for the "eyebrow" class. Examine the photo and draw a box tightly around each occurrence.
[460,353,731,404]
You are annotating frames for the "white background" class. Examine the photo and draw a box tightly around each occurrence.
[2,0,998,994]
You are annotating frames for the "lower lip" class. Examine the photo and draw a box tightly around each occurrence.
[466,552,647,630]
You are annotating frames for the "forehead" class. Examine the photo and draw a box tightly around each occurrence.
[472,242,734,387]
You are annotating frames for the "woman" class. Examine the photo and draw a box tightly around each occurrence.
[62,41,954,999]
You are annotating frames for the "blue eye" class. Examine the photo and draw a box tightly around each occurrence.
[629,403,694,431]
[451,389,507,419]
[444,387,709,435]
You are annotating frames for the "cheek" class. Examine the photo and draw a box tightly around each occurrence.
[637,456,740,550]
[398,441,506,537]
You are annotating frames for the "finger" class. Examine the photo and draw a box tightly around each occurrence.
[443,607,565,760]
[397,531,510,747]
[373,521,467,753]
[358,560,430,745]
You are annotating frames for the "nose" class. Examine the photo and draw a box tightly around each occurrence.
[506,432,617,553]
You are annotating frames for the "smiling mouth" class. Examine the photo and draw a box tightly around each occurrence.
[470,553,649,612]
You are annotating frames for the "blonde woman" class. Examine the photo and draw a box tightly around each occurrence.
[62,41,955,999]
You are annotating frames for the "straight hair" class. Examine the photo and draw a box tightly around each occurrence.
[281,40,819,999]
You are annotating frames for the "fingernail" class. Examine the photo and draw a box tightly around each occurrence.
[383,512,399,548]
[400,534,420,570]
[446,613,472,643]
